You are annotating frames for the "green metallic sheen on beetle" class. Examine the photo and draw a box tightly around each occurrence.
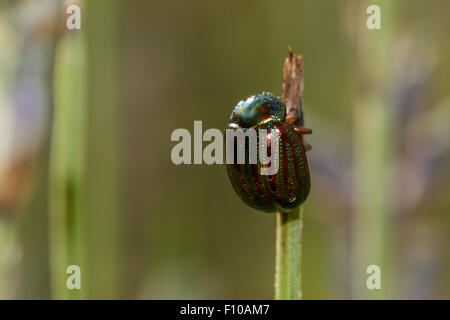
[226,93,311,213]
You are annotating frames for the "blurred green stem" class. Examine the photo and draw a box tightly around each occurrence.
[50,28,87,299]
[275,50,306,300]
[275,207,303,299]
[351,1,397,299]
[0,221,15,298]
[83,0,122,298]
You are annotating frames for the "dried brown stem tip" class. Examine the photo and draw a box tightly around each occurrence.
[282,48,311,150]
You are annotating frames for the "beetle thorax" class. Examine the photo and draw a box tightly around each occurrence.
[228,93,285,129]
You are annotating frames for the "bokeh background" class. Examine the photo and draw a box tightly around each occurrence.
[1,0,450,299]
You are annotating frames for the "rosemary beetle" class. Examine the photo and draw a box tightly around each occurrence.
[226,93,311,213]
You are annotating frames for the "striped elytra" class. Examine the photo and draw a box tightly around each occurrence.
[226,93,310,213]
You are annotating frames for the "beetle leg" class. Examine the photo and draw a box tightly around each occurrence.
[285,117,296,125]
[286,118,312,150]
[286,117,312,134]
[294,127,312,151]
[302,139,312,151]
[293,126,312,135]
[292,126,312,150]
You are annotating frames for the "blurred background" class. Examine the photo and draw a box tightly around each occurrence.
[1,0,450,299]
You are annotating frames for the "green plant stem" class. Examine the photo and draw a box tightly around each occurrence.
[351,1,397,299]
[84,0,121,298]
[50,26,87,299]
[0,220,15,298]
[275,206,303,299]
[274,49,306,300]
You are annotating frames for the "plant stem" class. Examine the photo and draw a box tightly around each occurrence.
[0,220,15,298]
[351,2,396,299]
[50,24,87,299]
[275,206,303,299]
[275,49,307,300]
[84,0,121,298]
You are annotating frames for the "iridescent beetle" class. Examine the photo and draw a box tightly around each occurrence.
[226,93,311,213]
